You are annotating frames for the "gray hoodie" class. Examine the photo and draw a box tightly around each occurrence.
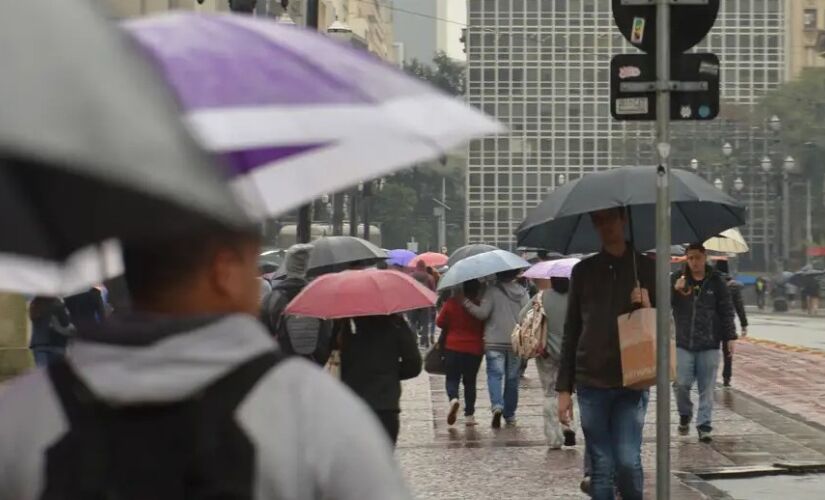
[0,314,412,500]
[464,281,529,351]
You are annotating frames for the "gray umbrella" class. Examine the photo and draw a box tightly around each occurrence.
[0,0,249,261]
[306,236,388,277]
[438,249,530,292]
[447,244,498,267]
[517,166,746,254]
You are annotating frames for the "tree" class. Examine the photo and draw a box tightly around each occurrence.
[404,51,466,96]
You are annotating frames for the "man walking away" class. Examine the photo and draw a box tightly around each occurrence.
[261,244,333,366]
[411,260,436,347]
[0,228,413,500]
[715,260,747,388]
[672,244,736,443]
[755,276,767,310]
[28,297,75,367]
[464,270,528,428]
[557,207,655,500]
[64,287,107,328]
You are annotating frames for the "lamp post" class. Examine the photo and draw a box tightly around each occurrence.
[690,158,699,173]
[782,155,796,265]
[714,178,724,190]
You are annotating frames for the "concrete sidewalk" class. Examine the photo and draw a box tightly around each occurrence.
[396,344,825,499]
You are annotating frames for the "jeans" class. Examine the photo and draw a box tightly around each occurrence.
[676,347,720,430]
[444,350,483,416]
[583,389,649,477]
[410,309,431,346]
[485,349,521,419]
[578,386,645,500]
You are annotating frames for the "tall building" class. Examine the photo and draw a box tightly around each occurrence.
[465,0,786,264]
[106,0,228,17]
[786,0,825,78]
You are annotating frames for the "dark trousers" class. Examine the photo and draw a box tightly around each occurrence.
[756,292,766,310]
[444,350,483,416]
[722,341,732,382]
[375,410,400,446]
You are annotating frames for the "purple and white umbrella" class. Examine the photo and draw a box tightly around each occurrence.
[124,13,503,217]
[522,258,581,280]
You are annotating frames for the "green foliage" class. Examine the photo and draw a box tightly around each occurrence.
[404,51,466,96]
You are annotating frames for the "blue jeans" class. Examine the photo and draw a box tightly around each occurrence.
[583,389,649,477]
[485,350,521,419]
[579,386,645,500]
[445,350,483,416]
[676,347,720,430]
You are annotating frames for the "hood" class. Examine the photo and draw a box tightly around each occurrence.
[497,281,527,301]
[68,314,275,405]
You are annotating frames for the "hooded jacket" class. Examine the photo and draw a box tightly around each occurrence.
[671,266,737,351]
[463,281,529,351]
[0,314,412,500]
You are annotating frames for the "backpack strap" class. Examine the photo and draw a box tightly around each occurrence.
[200,351,282,412]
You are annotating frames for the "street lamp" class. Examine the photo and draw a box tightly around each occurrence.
[557,174,566,186]
[769,114,782,132]
[714,178,724,190]
[783,155,796,173]
[761,156,772,173]
[722,142,733,158]
[733,177,745,192]
[690,158,699,171]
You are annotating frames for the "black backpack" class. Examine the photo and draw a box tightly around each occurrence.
[41,352,281,500]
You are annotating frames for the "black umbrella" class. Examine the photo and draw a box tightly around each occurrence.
[306,236,388,277]
[516,167,746,254]
[0,0,249,264]
[788,266,825,287]
[447,244,498,267]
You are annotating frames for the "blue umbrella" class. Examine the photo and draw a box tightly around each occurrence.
[437,250,530,292]
[387,249,416,267]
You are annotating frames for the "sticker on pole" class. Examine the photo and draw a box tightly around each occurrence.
[615,97,649,115]
[631,17,646,45]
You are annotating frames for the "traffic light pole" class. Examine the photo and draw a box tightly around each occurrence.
[654,0,672,498]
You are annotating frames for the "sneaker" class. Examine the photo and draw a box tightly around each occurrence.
[698,428,713,443]
[723,379,731,388]
[492,409,503,429]
[678,415,691,436]
[465,415,477,427]
[580,476,591,495]
[563,428,577,447]
[447,399,460,426]
[505,418,517,427]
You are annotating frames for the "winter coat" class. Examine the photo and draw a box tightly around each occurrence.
[28,298,74,351]
[436,297,484,356]
[339,315,422,412]
[0,314,412,500]
[671,267,737,352]
[463,281,529,352]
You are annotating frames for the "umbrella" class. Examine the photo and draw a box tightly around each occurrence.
[284,268,436,319]
[789,265,825,287]
[447,244,498,267]
[410,252,449,268]
[387,249,416,267]
[704,228,749,254]
[0,0,249,263]
[522,257,581,280]
[517,166,746,254]
[437,249,530,292]
[306,236,388,276]
[123,13,503,218]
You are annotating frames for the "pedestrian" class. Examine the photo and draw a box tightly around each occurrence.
[557,207,655,500]
[436,280,485,427]
[28,296,75,367]
[411,260,436,347]
[672,243,736,443]
[804,275,821,316]
[338,314,423,445]
[64,287,107,328]
[755,276,768,310]
[715,260,748,388]
[426,266,441,340]
[463,269,528,428]
[261,244,334,366]
[525,276,575,449]
[0,228,413,499]
[786,282,799,309]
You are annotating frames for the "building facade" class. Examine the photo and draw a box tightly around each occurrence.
[465,0,786,267]
[786,0,825,78]
[106,0,228,17]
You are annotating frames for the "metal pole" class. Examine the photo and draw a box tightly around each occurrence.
[349,188,359,237]
[363,182,372,242]
[764,176,771,272]
[807,181,813,265]
[654,0,672,498]
[295,0,319,244]
[439,177,447,251]
[332,193,345,235]
[782,173,791,263]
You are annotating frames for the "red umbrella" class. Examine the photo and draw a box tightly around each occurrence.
[409,252,448,268]
[284,268,437,319]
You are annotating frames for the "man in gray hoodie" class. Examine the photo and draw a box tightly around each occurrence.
[0,228,413,500]
[464,270,528,428]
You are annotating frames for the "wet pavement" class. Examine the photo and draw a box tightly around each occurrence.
[396,341,825,499]
[746,314,825,351]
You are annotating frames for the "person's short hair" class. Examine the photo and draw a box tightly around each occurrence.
[463,279,482,301]
[685,243,706,254]
[550,278,570,294]
[496,269,520,282]
[123,226,260,303]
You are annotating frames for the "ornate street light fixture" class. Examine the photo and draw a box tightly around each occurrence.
[733,177,744,192]
[783,155,796,173]
[722,142,733,157]
[714,178,724,190]
[761,156,772,173]
[690,158,699,170]
[769,114,782,132]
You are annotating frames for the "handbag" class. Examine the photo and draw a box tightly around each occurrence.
[425,325,449,375]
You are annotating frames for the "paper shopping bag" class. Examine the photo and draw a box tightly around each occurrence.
[617,307,675,388]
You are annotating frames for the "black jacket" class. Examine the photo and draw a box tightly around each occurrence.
[671,267,737,352]
[340,315,422,411]
[725,278,748,329]
[556,248,656,393]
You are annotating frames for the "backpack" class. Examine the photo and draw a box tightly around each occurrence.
[511,291,547,359]
[41,351,281,500]
[262,285,330,364]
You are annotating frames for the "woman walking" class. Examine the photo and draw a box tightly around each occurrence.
[436,280,485,427]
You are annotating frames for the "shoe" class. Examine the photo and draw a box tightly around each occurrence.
[698,427,713,443]
[465,415,477,427]
[447,399,460,426]
[563,428,577,447]
[505,418,517,427]
[678,415,691,436]
[723,379,731,387]
[492,409,503,429]
[580,476,591,495]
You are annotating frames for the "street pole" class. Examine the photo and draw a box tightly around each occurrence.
[332,193,344,235]
[782,173,791,265]
[654,0,672,498]
[363,182,372,242]
[763,175,771,272]
[349,187,359,237]
[807,181,813,265]
[295,0,319,244]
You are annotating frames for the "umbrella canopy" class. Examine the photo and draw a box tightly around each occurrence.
[284,268,436,319]
[0,0,249,265]
[437,249,530,292]
[447,244,498,267]
[387,249,416,267]
[789,265,825,287]
[704,228,749,254]
[522,257,581,280]
[410,252,449,268]
[306,236,388,276]
[124,13,503,218]
[517,166,746,254]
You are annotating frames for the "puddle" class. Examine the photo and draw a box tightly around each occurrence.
[708,474,825,500]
